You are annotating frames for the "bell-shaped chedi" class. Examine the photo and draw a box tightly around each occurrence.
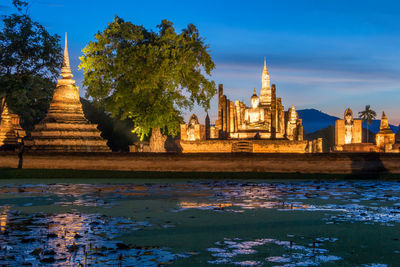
[0,98,26,149]
[25,35,110,152]
[375,111,395,150]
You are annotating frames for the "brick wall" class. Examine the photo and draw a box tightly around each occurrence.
[0,152,399,174]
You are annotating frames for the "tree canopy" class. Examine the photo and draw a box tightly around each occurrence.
[358,105,377,125]
[79,16,216,139]
[0,0,62,131]
[359,105,377,143]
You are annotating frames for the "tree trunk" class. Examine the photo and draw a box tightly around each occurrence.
[366,124,369,143]
[149,128,167,153]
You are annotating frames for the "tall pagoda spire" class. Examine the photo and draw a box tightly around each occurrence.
[261,57,270,89]
[263,57,269,75]
[60,33,73,79]
[259,57,271,106]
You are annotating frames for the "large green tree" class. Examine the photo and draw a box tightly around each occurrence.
[0,0,62,131]
[358,105,377,143]
[79,17,216,144]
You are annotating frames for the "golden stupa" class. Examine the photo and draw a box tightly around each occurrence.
[25,34,110,152]
[375,111,395,150]
[0,98,26,148]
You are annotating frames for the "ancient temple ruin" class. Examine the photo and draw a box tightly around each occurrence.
[0,98,25,149]
[333,108,364,151]
[214,59,303,140]
[376,112,395,151]
[25,35,110,152]
[180,59,307,153]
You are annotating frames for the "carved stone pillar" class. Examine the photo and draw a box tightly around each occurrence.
[230,101,235,133]
[271,84,277,139]
[205,113,210,140]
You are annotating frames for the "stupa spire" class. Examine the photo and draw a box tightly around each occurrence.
[60,33,73,79]
[380,111,389,130]
[261,57,270,90]
[263,57,269,75]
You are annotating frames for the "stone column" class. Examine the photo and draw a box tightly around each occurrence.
[216,84,223,135]
[222,96,227,138]
[235,101,241,132]
[296,119,303,141]
[317,138,323,153]
[230,101,235,134]
[271,84,277,139]
[307,141,313,153]
[205,113,210,140]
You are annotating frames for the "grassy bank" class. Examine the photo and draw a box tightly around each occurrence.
[0,168,399,180]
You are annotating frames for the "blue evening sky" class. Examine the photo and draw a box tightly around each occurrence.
[1,0,400,124]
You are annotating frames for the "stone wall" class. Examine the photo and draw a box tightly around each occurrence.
[180,140,232,153]
[252,140,307,153]
[1,152,400,174]
[180,140,307,153]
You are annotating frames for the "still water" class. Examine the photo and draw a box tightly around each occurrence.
[0,179,399,266]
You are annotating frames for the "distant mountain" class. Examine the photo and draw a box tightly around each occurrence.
[297,109,338,134]
[362,120,398,134]
[297,108,399,135]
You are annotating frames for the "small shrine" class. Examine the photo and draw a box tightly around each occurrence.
[376,112,395,151]
[334,108,363,151]
[180,114,205,141]
[0,98,26,149]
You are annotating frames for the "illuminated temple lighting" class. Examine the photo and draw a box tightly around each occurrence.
[179,201,233,209]
[25,33,110,152]
[0,206,9,232]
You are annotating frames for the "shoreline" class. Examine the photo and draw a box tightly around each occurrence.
[0,152,399,179]
[0,168,399,180]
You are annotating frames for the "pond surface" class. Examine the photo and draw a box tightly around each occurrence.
[0,179,399,266]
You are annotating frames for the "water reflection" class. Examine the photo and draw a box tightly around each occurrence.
[0,208,179,266]
[0,181,399,265]
[0,206,9,232]
[180,201,233,210]
[207,237,341,266]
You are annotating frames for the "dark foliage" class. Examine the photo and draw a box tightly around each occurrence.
[81,98,138,152]
[0,0,62,131]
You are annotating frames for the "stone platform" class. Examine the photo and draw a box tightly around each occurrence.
[180,139,308,153]
[336,143,378,153]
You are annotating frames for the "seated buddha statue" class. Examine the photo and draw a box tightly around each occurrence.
[186,114,199,141]
[344,108,353,144]
[243,89,265,129]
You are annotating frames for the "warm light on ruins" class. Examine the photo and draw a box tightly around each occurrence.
[24,34,110,152]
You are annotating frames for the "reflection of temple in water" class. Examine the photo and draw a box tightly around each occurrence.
[180,59,309,153]
[0,206,9,232]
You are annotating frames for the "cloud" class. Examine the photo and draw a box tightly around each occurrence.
[215,52,400,80]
